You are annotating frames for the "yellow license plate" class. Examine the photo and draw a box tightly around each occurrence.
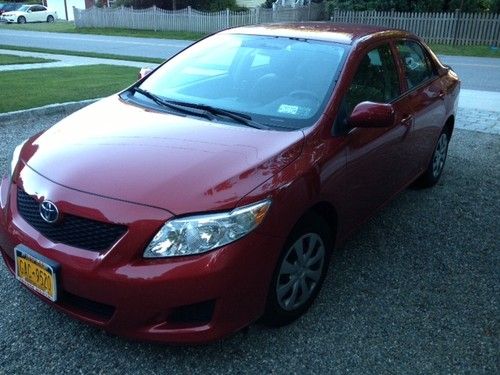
[15,246,58,302]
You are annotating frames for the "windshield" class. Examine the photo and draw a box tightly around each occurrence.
[138,33,347,129]
[18,5,30,11]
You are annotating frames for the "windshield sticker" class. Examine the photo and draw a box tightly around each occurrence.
[278,104,299,115]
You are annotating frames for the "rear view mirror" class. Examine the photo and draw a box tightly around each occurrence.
[138,67,153,80]
[348,101,395,128]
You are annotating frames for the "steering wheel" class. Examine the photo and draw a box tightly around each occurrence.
[289,90,321,103]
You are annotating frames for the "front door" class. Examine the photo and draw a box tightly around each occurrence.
[340,43,415,233]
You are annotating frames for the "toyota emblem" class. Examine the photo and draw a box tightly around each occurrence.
[39,200,59,223]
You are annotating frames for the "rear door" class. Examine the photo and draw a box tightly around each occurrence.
[394,40,447,176]
[31,5,46,22]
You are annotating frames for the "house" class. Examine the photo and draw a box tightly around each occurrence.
[45,0,110,21]
[236,0,308,8]
[236,0,265,7]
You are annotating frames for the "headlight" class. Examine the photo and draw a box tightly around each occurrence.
[9,140,27,179]
[144,199,271,258]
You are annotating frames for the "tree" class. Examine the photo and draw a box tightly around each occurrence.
[449,0,494,11]
[115,0,244,11]
[326,0,498,11]
[494,0,500,11]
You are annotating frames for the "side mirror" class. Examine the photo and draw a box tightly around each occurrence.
[138,67,153,80]
[348,101,395,128]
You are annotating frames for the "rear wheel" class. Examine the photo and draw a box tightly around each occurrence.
[17,16,26,24]
[261,213,333,326]
[47,15,54,23]
[417,131,449,188]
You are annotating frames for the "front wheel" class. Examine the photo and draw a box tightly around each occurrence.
[261,213,333,326]
[417,131,449,188]
[17,16,26,24]
[47,15,54,23]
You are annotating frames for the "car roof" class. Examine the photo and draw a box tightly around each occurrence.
[223,22,411,45]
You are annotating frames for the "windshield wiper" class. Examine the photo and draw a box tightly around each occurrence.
[129,87,214,120]
[159,99,271,130]
[130,87,271,130]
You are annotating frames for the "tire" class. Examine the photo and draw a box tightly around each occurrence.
[417,130,449,188]
[47,15,54,23]
[17,16,26,24]
[261,213,333,327]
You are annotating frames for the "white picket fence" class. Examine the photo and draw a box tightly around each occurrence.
[73,4,325,34]
[330,10,500,46]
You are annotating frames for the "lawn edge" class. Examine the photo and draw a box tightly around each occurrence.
[0,98,100,124]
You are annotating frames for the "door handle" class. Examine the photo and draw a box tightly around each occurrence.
[438,91,446,100]
[401,114,413,126]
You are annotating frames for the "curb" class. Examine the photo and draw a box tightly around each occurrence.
[0,98,100,123]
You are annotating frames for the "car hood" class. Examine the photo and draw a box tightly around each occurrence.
[22,96,304,214]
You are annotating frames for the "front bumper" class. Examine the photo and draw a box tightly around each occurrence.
[0,16,16,23]
[0,168,284,343]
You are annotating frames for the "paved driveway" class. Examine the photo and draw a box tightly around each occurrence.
[0,111,498,374]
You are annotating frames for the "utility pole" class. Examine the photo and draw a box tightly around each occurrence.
[64,0,68,20]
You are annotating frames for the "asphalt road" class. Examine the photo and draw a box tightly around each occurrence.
[0,113,498,374]
[0,28,191,59]
[0,28,499,92]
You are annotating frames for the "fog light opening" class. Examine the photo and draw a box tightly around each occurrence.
[168,300,216,325]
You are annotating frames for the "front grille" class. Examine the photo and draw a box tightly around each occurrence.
[17,189,127,252]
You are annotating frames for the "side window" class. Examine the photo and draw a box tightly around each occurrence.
[344,44,400,116]
[396,41,436,89]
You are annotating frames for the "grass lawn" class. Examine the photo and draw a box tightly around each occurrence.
[0,21,205,41]
[430,44,500,58]
[0,21,75,33]
[0,53,56,65]
[0,44,164,64]
[0,64,138,113]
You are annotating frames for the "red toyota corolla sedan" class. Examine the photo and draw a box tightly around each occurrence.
[0,23,459,343]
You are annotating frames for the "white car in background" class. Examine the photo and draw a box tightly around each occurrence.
[1,4,57,24]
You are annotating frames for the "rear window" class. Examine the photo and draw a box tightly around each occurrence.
[396,41,436,90]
